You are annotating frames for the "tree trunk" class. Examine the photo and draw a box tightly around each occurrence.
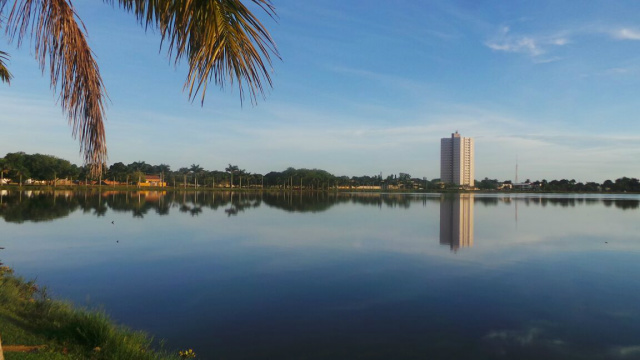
[0,334,5,360]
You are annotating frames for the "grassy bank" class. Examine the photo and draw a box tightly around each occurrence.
[0,267,180,360]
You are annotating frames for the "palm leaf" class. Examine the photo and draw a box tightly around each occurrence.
[3,0,108,176]
[107,0,279,105]
[0,51,13,83]
[0,0,278,176]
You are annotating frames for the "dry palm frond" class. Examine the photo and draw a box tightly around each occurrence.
[3,0,107,176]
[107,0,279,105]
[0,51,13,83]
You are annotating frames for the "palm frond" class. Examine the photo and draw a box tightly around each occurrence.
[4,0,108,176]
[0,51,12,84]
[107,0,279,105]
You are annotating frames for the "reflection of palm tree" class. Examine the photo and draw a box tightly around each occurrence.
[93,205,108,217]
[1,1,278,174]
[225,207,239,216]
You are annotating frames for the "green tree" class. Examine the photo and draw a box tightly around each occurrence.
[154,164,171,175]
[189,164,204,173]
[128,161,153,174]
[0,0,278,174]
[225,164,240,188]
[132,170,146,184]
[189,164,204,187]
[108,162,129,182]
[0,158,10,184]
[4,152,29,185]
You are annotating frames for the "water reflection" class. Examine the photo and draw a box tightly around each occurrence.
[0,191,441,222]
[0,190,639,225]
[2,190,640,359]
[440,194,474,251]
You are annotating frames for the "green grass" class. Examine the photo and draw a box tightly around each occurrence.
[0,267,180,360]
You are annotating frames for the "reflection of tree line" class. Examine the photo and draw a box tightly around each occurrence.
[262,192,438,212]
[0,191,638,223]
[473,196,639,210]
[0,191,437,222]
[0,191,80,223]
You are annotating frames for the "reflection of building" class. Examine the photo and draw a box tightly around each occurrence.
[440,131,474,188]
[440,194,474,251]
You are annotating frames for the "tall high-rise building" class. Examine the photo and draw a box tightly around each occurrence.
[440,131,474,187]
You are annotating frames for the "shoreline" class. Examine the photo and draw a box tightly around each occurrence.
[0,266,180,360]
[0,185,638,195]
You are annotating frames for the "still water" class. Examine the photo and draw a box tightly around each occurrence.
[1,190,639,359]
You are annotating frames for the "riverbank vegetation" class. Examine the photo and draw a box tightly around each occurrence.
[1,151,639,192]
[0,266,178,360]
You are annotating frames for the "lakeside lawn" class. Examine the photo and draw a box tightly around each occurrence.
[0,266,181,360]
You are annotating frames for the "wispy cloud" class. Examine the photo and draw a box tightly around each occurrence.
[327,65,431,95]
[606,67,633,74]
[611,28,640,40]
[485,26,569,60]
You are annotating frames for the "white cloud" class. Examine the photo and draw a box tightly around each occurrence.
[533,56,563,64]
[606,67,632,74]
[551,37,570,46]
[327,65,431,95]
[486,36,544,56]
[612,28,640,40]
[485,27,569,59]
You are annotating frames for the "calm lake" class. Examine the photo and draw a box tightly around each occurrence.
[1,190,640,359]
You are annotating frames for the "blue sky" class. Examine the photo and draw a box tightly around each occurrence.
[1,0,640,182]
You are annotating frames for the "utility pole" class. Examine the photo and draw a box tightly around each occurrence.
[515,155,519,185]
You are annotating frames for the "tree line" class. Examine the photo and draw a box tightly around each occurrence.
[1,151,639,192]
[476,177,640,193]
[0,152,429,190]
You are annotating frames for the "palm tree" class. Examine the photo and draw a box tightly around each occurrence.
[237,169,248,189]
[0,158,10,185]
[0,50,12,83]
[189,164,204,173]
[0,0,278,175]
[189,164,204,187]
[225,164,239,188]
